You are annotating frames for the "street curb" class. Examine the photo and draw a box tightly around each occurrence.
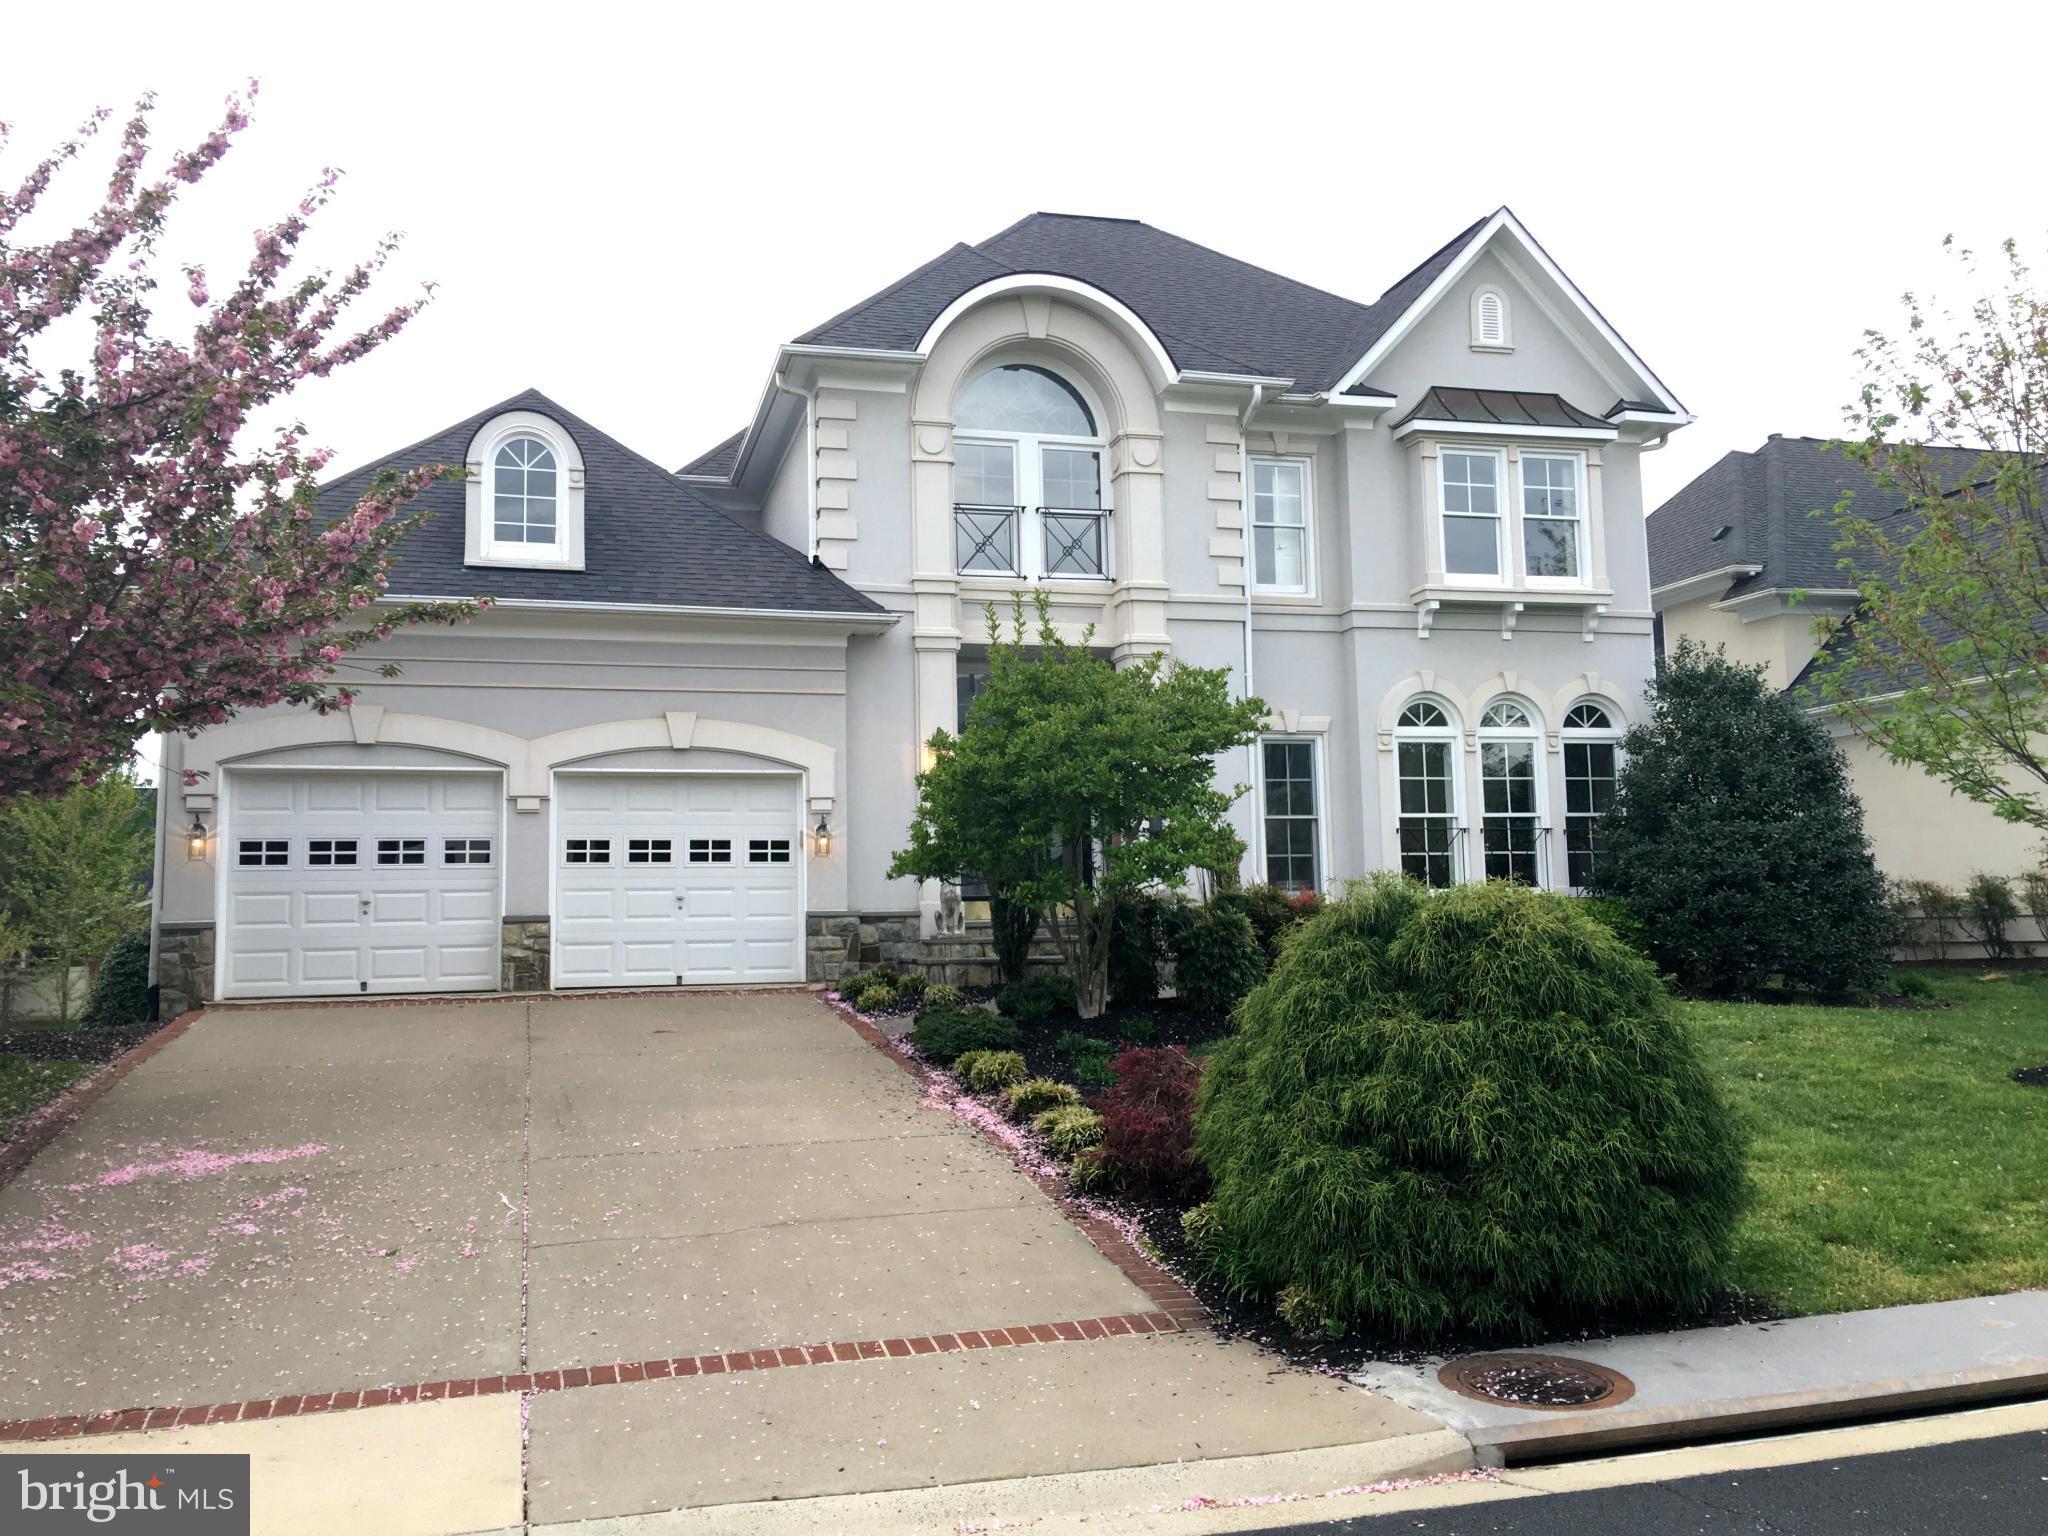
[1468,1358,2048,1464]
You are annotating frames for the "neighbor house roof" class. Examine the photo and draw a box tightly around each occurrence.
[1394,387,1612,432]
[318,388,884,616]
[1646,434,1986,599]
[795,210,1491,392]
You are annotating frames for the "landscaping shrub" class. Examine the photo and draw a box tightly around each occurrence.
[1591,640,1895,997]
[1960,872,2026,960]
[1894,971,1936,1001]
[1194,874,1747,1340]
[1004,1077,1080,1120]
[1057,1030,1117,1087]
[1116,1013,1158,1044]
[998,972,1075,1023]
[1068,1147,1114,1192]
[1894,877,1965,962]
[1108,892,1173,1005]
[893,971,929,1003]
[1169,903,1266,1020]
[81,928,151,1027]
[909,1005,1020,1065]
[1576,896,1651,957]
[955,1049,1027,1093]
[855,981,900,1014]
[1226,884,1321,964]
[1033,1104,1105,1157]
[923,983,961,1010]
[1094,1044,1205,1196]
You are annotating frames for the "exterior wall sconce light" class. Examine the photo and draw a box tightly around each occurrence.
[814,814,832,858]
[186,811,209,860]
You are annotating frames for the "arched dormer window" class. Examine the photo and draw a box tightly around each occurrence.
[1561,700,1621,890]
[1394,696,1460,887]
[1477,698,1542,885]
[952,363,1109,581]
[464,411,586,570]
[1471,287,1511,351]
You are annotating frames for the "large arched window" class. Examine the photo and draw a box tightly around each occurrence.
[953,363,1108,580]
[1394,697,1460,887]
[1562,700,1621,890]
[491,436,559,548]
[1478,699,1542,885]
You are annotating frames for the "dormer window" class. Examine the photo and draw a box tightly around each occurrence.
[463,410,586,570]
[1471,288,1511,350]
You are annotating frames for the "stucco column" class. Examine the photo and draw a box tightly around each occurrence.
[910,416,963,938]
[1105,429,1171,663]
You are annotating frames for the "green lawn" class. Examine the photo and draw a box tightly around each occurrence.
[1686,970,2048,1316]
[0,1054,92,1144]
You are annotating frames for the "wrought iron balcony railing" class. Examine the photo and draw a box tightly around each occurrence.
[952,504,1110,579]
[1040,507,1109,579]
[953,503,1021,575]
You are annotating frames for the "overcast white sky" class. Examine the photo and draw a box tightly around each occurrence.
[8,2,2045,516]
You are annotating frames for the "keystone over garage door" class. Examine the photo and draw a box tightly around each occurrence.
[553,773,802,987]
[219,770,503,998]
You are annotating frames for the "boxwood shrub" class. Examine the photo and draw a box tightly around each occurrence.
[1193,874,1746,1340]
[1169,903,1266,1020]
[82,928,152,1027]
[909,1005,1020,1065]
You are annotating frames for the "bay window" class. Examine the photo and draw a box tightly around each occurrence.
[1250,458,1311,594]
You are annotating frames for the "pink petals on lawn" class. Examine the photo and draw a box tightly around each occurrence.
[89,1142,327,1188]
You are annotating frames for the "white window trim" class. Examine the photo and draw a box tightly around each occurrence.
[1436,446,1510,586]
[1391,701,1465,886]
[1470,286,1512,351]
[1475,702,1547,888]
[1258,732,1326,893]
[953,427,1113,582]
[1248,455,1315,598]
[464,410,587,572]
[1518,449,1590,591]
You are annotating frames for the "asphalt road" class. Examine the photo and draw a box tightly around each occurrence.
[1239,1427,2048,1534]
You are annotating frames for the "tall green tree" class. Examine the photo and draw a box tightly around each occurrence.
[0,771,152,1021]
[892,596,1266,1018]
[1816,235,2048,831]
[1592,641,1894,998]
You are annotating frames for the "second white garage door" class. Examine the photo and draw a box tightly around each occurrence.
[552,773,802,988]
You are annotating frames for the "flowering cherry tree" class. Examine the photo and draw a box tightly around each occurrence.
[0,86,480,804]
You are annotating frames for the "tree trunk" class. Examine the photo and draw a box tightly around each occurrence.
[987,890,1040,986]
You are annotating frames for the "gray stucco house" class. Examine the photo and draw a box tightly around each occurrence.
[152,207,1688,1013]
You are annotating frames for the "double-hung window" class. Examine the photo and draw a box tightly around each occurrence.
[1562,702,1620,889]
[1250,458,1310,594]
[1521,452,1584,580]
[1439,449,1504,579]
[1261,738,1319,891]
[1394,700,1460,887]
[953,363,1108,580]
[1478,701,1542,885]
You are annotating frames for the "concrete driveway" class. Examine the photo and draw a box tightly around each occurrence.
[0,993,1446,1530]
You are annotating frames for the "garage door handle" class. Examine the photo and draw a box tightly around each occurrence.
[674,893,686,907]
[358,897,372,914]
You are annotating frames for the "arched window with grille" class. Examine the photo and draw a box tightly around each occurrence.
[953,363,1109,580]
[1562,700,1621,890]
[1477,699,1542,885]
[1395,698,1460,887]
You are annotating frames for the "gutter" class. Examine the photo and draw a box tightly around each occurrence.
[380,594,898,629]
[1240,382,1265,885]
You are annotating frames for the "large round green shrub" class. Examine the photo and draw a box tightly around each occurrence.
[82,928,152,1027]
[1169,904,1266,1020]
[1192,875,1746,1340]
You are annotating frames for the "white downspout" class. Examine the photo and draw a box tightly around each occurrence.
[1239,384,1265,887]
[771,372,817,560]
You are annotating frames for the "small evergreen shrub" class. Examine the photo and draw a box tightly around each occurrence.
[910,1005,1020,1064]
[1591,641,1895,997]
[82,928,151,1027]
[1057,1030,1116,1086]
[1108,892,1172,1005]
[893,972,929,1002]
[1169,904,1266,1020]
[855,982,900,1014]
[1004,1078,1080,1120]
[839,966,892,998]
[1228,884,1321,964]
[1033,1104,1105,1157]
[1116,1013,1158,1044]
[998,973,1075,1023]
[923,982,962,1010]
[1094,1044,1205,1196]
[1068,1147,1114,1192]
[1577,896,1651,957]
[1894,971,1936,1001]
[956,1049,1027,1093]
[1194,875,1746,1340]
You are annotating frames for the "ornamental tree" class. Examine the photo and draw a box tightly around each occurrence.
[0,87,479,805]
[1591,640,1895,997]
[1814,236,2048,831]
[891,595,1267,1019]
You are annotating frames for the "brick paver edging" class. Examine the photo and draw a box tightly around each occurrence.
[0,1312,1189,1443]
[0,1009,206,1194]
[823,995,1211,1331]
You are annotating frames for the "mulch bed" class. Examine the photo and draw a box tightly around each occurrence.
[0,1022,160,1064]
[997,998,1234,1085]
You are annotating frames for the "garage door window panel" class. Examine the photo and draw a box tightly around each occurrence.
[238,839,290,868]
[565,838,611,864]
[689,839,731,863]
[376,838,425,866]
[628,838,673,864]
[443,838,492,865]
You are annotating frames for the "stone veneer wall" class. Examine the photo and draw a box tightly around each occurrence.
[804,913,1064,988]
[501,918,550,992]
[156,923,215,1021]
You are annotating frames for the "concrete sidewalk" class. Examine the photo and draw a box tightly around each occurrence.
[1356,1290,2048,1461]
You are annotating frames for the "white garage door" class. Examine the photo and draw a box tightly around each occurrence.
[220,771,503,999]
[553,773,802,988]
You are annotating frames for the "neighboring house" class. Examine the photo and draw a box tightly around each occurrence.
[152,208,1688,1013]
[1646,433,2036,889]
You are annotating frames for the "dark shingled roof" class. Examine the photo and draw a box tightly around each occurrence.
[677,429,746,479]
[796,211,1491,392]
[1394,387,1612,432]
[1645,435,1986,597]
[318,388,884,616]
